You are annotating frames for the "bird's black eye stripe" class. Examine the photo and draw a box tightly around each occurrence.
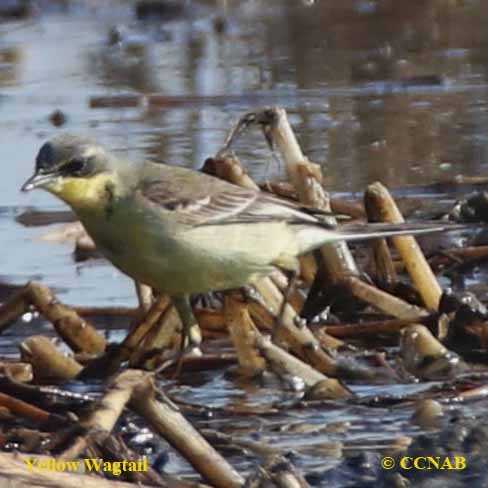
[65,158,84,174]
[61,157,90,177]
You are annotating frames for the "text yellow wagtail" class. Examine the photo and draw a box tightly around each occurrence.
[22,135,452,353]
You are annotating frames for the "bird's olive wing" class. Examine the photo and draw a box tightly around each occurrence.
[136,177,338,227]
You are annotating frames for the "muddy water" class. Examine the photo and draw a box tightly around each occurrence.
[2,0,488,484]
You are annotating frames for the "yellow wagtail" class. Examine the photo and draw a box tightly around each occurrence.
[22,135,453,352]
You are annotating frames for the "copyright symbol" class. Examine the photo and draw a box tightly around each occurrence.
[382,457,395,469]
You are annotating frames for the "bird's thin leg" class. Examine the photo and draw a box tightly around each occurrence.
[272,271,298,342]
[135,281,153,316]
[172,295,202,375]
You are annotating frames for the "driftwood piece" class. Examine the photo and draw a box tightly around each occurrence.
[0,282,105,354]
[130,373,245,488]
[35,221,99,262]
[364,182,442,310]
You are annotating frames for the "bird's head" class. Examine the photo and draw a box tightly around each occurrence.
[22,135,118,210]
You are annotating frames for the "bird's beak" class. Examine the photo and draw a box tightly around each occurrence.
[21,172,58,192]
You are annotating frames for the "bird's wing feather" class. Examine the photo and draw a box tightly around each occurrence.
[135,163,337,227]
[132,163,462,244]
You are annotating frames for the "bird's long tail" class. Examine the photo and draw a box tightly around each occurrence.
[297,221,465,255]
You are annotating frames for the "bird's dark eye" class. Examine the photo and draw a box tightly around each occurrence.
[62,158,87,176]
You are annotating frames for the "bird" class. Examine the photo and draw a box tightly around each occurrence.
[21,134,455,355]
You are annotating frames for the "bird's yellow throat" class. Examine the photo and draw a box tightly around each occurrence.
[45,172,119,214]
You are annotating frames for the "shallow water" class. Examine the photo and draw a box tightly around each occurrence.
[3,0,488,484]
[3,0,488,304]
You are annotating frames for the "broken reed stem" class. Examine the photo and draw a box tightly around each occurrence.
[0,282,105,354]
[59,369,145,460]
[203,152,343,376]
[264,106,360,283]
[324,318,421,339]
[400,324,464,380]
[0,392,51,423]
[117,295,172,361]
[364,182,442,310]
[246,454,312,488]
[372,238,399,288]
[252,334,328,387]
[77,295,174,378]
[0,362,32,382]
[255,335,352,399]
[130,374,245,488]
[298,254,318,286]
[364,188,399,288]
[223,294,348,397]
[201,156,260,190]
[259,181,366,219]
[252,277,341,376]
[19,336,82,382]
[194,308,228,333]
[0,289,27,332]
[344,276,428,320]
[224,294,266,376]
[196,306,346,350]
[129,303,181,369]
[72,306,138,318]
